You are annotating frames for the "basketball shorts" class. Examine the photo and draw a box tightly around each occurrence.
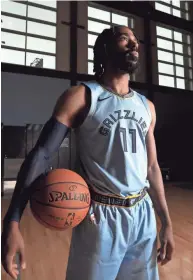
[65,192,159,280]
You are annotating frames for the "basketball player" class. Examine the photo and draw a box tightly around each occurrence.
[2,26,175,280]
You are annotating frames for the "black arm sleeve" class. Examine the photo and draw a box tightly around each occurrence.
[3,117,70,226]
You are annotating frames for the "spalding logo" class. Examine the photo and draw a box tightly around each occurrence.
[48,191,90,204]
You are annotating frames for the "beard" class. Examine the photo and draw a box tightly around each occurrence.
[108,50,139,75]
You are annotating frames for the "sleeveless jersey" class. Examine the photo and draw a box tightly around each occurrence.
[74,81,152,196]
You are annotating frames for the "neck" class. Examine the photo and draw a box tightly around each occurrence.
[100,69,130,95]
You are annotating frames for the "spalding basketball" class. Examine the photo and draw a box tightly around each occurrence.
[30,169,91,231]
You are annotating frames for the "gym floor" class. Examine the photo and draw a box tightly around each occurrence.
[1,183,193,280]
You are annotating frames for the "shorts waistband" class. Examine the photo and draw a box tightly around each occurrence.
[90,187,148,207]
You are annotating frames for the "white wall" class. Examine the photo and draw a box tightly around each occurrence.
[1,72,70,125]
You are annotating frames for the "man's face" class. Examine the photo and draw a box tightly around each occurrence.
[106,26,139,75]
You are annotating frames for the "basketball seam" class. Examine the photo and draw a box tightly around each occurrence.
[31,208,64,230]
[33,181,88,192]
[31,199,90,210]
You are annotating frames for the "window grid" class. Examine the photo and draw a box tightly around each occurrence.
[1,45,56,57]
[1,0,56,69]
[155,1,190,21]
[158,1,188,12]
[156,25,192,90]
[87,4,135,76]
[2,28,56,42]
[171,30,177,87]
[1,12,57,26]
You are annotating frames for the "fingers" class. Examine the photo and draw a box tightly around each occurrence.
[3,253,18,280]
[19,247,26,270]
[10,268,19,280]
[161,256,171,266]
[157,242,174,266]
[2,249,26,280]
[162,242,174,265]
[157,248,162,263]
[160,240,167,261]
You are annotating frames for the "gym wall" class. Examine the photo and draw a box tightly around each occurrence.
[1,72,70,126]
[154,92,193,181]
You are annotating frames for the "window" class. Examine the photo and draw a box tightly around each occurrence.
[1,15,26,32]
[1,0,57,70]
[155,1,190,21]
[175,54,183,65]
[28,1,57,8]
[27,37,56,54]
[27,21,56,38]
[158,62,174,75]
[88,62,94,75]
[158,50,173,63]
[1,49,25,65]
[88,20,110,33]
[88,34,98,46]
[156,26,172,39]
[26,52,55,69]
[156,25,192,90]
[88,48,94,61]
[1,1,27,16]
[159,75,174,87]
[88,6,110,22]
[157,39,173,51]
[87,4,134,75]
[112,14,128,26]
[1,32,26,49]
[27,6,56,23]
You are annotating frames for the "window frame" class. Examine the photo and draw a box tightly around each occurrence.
[155,1,190,21]
[156,23,192,89]
[1,1,57,69]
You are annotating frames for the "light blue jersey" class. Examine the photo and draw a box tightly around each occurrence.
[74,81,152,196]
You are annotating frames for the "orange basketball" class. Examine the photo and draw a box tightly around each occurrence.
[30,169,91,231]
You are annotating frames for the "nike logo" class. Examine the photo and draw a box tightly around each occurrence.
[98,96,112,102]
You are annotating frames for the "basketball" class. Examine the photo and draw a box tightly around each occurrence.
[30,169,91,231]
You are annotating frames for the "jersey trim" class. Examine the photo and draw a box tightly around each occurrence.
[137,93,152,123]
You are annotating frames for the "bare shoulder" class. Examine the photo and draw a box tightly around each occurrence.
[146,99,156,129]
[146,99,155,112]
[53,84,90,128]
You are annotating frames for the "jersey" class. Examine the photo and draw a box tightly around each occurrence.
[74,81,152,196]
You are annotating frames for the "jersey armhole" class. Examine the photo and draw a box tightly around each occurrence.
[76,82,97,129]
[140,95,152,123]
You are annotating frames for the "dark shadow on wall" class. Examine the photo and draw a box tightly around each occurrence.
[154,93,193,182]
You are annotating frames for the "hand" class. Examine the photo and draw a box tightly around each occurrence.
[1,223,26,279]
[157,224,175,266]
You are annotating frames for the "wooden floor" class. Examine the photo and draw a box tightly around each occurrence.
[1,183,193,280]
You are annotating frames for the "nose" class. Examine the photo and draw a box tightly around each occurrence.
[127,40,137,51]
[127,32,139,51]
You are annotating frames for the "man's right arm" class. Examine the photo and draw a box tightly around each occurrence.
[3,84,89,229]
[2,84,89,279]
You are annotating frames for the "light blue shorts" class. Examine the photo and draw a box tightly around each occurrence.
[66,192,159,280]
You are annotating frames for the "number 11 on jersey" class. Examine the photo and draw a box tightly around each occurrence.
[120,127,136,153]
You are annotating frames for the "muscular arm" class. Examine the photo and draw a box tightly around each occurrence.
[146,101,172,227]
[3,85,89,229]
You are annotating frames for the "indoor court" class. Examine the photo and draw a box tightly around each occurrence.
[1,183,193,280]
[1,1,193,280]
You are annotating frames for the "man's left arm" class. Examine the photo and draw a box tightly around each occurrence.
[146,100,175,266]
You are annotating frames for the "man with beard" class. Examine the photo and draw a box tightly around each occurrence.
[2,26,175,280]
